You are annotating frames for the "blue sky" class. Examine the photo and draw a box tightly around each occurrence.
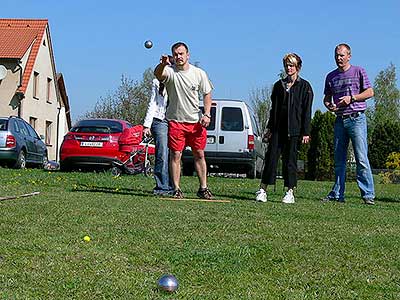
[3,0,400,122]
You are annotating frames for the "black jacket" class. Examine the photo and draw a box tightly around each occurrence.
[267,77,313,137]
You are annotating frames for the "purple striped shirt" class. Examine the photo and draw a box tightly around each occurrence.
[324,65,371,115]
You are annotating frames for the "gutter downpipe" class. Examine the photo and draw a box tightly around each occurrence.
[56,105,60,162]
[15,60,24,117]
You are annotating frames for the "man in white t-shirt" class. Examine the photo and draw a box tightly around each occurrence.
[154,42,213,199]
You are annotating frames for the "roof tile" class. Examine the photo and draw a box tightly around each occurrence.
[0,19,48,94]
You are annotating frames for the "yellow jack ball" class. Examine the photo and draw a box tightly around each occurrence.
[83,235,91,242]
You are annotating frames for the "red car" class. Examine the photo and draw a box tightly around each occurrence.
[60,119,154,171]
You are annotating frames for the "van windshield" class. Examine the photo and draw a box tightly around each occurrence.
[221,107,243,131]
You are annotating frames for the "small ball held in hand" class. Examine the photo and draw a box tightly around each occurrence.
[144,40,153,49]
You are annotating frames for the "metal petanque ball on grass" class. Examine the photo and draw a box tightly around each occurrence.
[144,40,153,49]
[157,274,179,293]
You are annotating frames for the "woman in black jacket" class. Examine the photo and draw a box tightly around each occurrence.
[256,53,313,203]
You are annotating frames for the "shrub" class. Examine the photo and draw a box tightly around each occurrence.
[379,170,400,184]
[385,152,400,170]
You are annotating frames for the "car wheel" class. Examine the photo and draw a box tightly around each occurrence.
[13,150,26,169]
[110,166,122,177]
[182,163,194,176]
[60,161,71,172]
[41,153,48,169]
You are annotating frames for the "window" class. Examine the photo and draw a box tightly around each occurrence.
[29,117,37,129]
[26,122,40,139]
[45,121,52,145]
[71,120,124,134]
[33,72,39,99]
[46,78,52,103]
[250,114,260,136]
[0,119,8,131]
[221,107,244,131]
[17,120,29,137]
[43,38,46,46]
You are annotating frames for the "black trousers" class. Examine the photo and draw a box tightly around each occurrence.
[261,133,299,189]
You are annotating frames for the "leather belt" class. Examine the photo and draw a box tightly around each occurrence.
[341,111,364,119]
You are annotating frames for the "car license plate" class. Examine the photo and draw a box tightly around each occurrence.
[80,141,103,147]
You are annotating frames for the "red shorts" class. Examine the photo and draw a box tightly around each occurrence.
[168,121,207,152]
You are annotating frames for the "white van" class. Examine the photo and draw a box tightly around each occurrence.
[182,99,265,178]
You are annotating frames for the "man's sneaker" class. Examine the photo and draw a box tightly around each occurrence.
[255,188,267,202]
[321,196,344,203]
[173,189,184,199]
[153,189,174,196]
[197,187,213,200]
[322,196,338,202]
[282,189,295,204]
[364,198,375,205]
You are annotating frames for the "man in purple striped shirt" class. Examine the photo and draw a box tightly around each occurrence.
[323,43,375,205]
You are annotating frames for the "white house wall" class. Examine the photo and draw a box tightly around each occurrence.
[0,61,19,114]
[22,27,59,161]
[0,43,32,115]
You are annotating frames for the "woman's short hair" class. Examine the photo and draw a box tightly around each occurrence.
[283,53,302,71]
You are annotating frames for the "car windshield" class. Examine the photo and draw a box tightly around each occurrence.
[0,119,8,131]
[71,120,123,134]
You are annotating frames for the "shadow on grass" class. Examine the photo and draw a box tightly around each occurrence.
[72,183,153,197]
[376,197,400,203]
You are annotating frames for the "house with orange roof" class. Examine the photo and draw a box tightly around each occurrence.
[0,18,71,161]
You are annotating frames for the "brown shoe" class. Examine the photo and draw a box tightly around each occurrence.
[197,187,213,199]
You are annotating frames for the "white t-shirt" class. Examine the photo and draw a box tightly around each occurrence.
[143,79,168,128]
[164,64,213,123]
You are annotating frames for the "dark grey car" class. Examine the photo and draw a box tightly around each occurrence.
[0,116,48,169]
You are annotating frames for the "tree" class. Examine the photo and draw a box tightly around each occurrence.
[83,68,154,124]
[307,110,335,180]
[369,63,400,168]
[249,85,272,134]
[373,63,400,121]
[369,120,400,169]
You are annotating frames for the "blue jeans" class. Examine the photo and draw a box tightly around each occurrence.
[151,118,173,193]
[328,112,375,201]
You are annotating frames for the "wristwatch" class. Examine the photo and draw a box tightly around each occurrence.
[203,113,211,119]
[350,95,356,103]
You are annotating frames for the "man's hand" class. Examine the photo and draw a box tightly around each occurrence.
[160,55,171,66]
[337,95,352,107]
[262,129,272,143]
[302,135,310,144]
[143,127,152,137]
[324,101,338,112]
[200,114,211,128]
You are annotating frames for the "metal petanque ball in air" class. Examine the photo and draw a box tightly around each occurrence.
[157,274,179,293]
[144,40,153,49]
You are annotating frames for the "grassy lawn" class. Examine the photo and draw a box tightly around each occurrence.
[0,167,399,299]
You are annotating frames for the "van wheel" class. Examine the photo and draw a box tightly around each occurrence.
[182,163,194,176]
[246,163,256,179]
